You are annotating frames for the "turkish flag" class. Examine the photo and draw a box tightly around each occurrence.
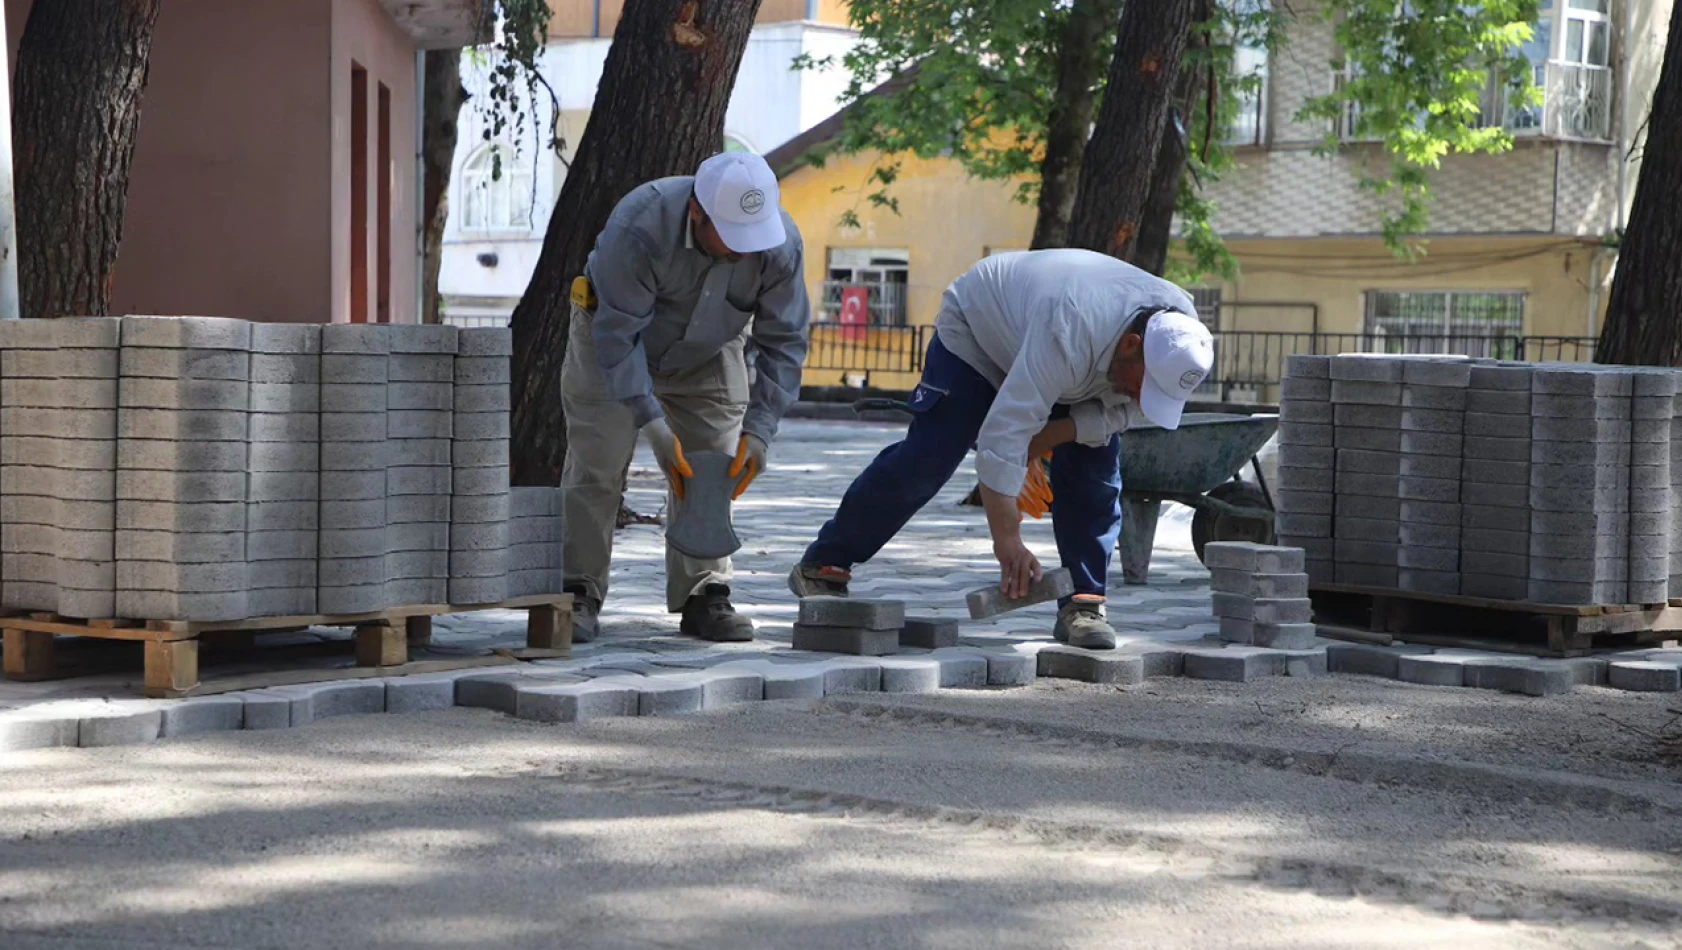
[839,286,869,342]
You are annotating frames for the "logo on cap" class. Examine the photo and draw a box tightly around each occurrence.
[1179,370,1204,391]
[739,189,766,215]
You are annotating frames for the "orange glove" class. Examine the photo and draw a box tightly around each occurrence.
[1017,454,1053,519]
[644,418,694,501]
[729,433,767,500]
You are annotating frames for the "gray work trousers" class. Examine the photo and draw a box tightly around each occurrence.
[560,305,748,612]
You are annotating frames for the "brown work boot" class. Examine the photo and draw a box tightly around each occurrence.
[788,564,851,598]
[1053,595,1117,650]
[680,584,756,642]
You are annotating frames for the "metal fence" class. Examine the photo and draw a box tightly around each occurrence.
[804,325,1602,396]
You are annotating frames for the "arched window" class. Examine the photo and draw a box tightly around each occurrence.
[460,142,535,232]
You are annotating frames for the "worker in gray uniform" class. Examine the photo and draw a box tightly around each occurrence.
[562,152,810,642]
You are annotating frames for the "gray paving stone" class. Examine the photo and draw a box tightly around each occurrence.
[802,657,882,694]
[3,377,117,408]
[636,677,707,716]
[1398,568,1462,596]
[248,352,320,384]
[1400,385,1466,411]
[118,501,244,533]
[447,577,508,606]
[118,470,246,503]
[249,414,322,445]
[791,624,899,656]
[1037,645,1145,684]
[1397,453,1460,480]
[1332,540,1398,566]
[77,704,164,748]
[1330,380,1401,405]
[1366,428,1440,453]
[317,583,390,615]
[387,410,452,440]
[123,315,250,351]
[320,382,386,407]
[1337,472,1401,497]
[1203,542,1306,575]
[249,587,315,617]
[1276,420,1333,447]
[1397,475,1458,503]
[1334,563,1398,587]
[1277,465,1334,492]
[452,384,512,414]
[248,383,323,414]
[1465,389,1531,415]
[1334,404,1402,429]
[1469,363,1531,390]
[389,324,459,354]
[984,652,1037,686]
[1276,444,1333,469]
[1531,417,1631,443]
[1274,491,1332,517]
[3,466,114,501]
[250,323,321,355]
[247,501,319,532]
[1531,365,1633,396]
[159,696,247,737]
[457,328,512,357]
[924,648,990,688]
[1530,464,1628,491]
[451,493,510,525]
[900,616,960,649]
[1399,408,1465,434]
[1279,376,1331,400]
[118,560,249,594]
[119,408,247,442]
[1463,412,1524,439]
[1525,579,1601,605]
[2,437,113,471]
[1396,654,1467,687]
[1530,532,1630,561]
[1531,394,1633,419]
[320,324,392,356]
[3,407,117,439]
[1461,458,1528,485]
[119,377,249,411]
[515,678,642,722]
[453,357,512,386]
[241,691,293,730]
[1208,570,1308,598]
[870,656,942,693]
[389,354,457,383]
[1459,527,1529,555]
[115,529,243,564]
[1396,522,1458,549]
[965,568,1074,619]
[1330,355,1404,382]
[387,383,454,411]
[454,672,529,714]
[1400,359,1471,387]
[453,411,511,441]
[246,560,316,590]
[711,659,827,701]
[118,438,248,473]
[1182,647,1285,682]
[1330,516,1396,544]
[1606,661,1682,692]
[1326,642,1428,679]
[1285,354,1331,378]
[1395,545,1458,571]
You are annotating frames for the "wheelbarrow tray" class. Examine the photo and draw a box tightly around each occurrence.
[1120,413,1278,496]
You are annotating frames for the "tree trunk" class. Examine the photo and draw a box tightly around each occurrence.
[1030,0,1122,251]
[1596,1,1682,366]
[1130,0,1212,277]
[420,49,467,325]
[12,0,162,319]
[509,0,765,485]
[1066,0,1197,261]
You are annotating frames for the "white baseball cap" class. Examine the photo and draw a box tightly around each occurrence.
[1139,310,1214,430]
[694,152,787,254]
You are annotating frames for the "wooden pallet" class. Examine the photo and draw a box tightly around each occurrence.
[1310,583,1681,657]
[0,594,573,698]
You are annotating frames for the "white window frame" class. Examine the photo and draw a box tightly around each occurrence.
[1362,289,1528,358]
[458,142,536,234]
[821,248,911,327]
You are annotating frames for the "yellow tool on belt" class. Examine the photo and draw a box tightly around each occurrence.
[570,275,597,311]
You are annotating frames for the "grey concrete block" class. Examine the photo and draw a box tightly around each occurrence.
[118,501,244,533]
[508,516,561,546]
[321,499,387,528]
[1401,358,1472,387]
[1333,516,1398,542]
[1276,444,1333,469]
[1398,501,1463,526]
[1209,570,1309,598]
[1398,454,1459,480]
[1460,482,1528,508]
[118,590,249,622]
[1533,440,1628,468]
[1526,579,1602,605]
[1529,557,1628,583]
[985,652,1037,686]
[320,324,392,355]
[320,441,390,472]
[78,705,164,748]
[457,328,512,357]
[387,383,454,412]
[1335,494,1401,520]
[449,384,509,414]
[1632,396,1673,420]
[1398,568,1460,595]
[791,624,900,655]
[321,354,389,385]
[249,323,321,355]
[1531,393,1632,419]
[1277,420,1333,447]
[1469,363,1531,390]
[388,551,448,579]
[248,501,319,531]
[383,672,467,714]
[874,656,943,693]
[3,407,117,439]
[1333,540,1397,566]
[1463,412,1522,439]
[1606,661,1681,692]
[2,579,59,612]
[392,495,452,524]
[1335,404,1402,429]
[25,349,119,380]
[447,577,507,605]
[1457,659,1575,696]
[3,466,113,501]
[281,681,386,723]
[122,315,250,351]
[1335,563,1398,587]
[385,523,449,554]
[514,678,641,722]
[455,672,526,714]
[2,551,56,581]
[1037,645,1145,684]
[389,439,453,467]
[1465,389,1531,415]
[1183,647,1286,682]
[249,413,321,444]
[1400,385,1467,411]
[799,597,906,630]
[389,354,456,383]
[1461,458,1528,484]
[319,470,385,501]
[452,357,512,385]
[117,529,243,564]
[1202,542,1305,574]
[120,408,246,442]
[445,522,507,552]
[388,409,452,439]
[1532,366,1633,396]
[1631,464,1671,490]
[965,567,1074,619]
[1326,642,1429,679]
[1338,472,1401,497]
[1274,491,1332,517]
[249,560,316,590]
[317,584,391,615]
[1531,416,1631,443]
[1338,427,1406,453]
[320,382,385,408]
[318,556,388,587]
[246,471,319,503]
[1632,418,1671,443]
[446,440,509,470]
[449,549,509,578]
[1330,380,1401,405]
[1250,622,1317,650]
[1529,510,1627,536]
[1397,476,1458,502]
[1398,522,1458,548]
[1530,532,1629,561]
[4,436,116,470]
[0,523,56,555]
[118,560,248,594]
[320,412,386,443]
[1460,527,1529,555]
[118,470,246,503]
[249,353,320,385]
[1528,485,1629,513]
[119,378,248,412]
[5,496,113,532]
[1459,573,1529,599]
[389,324,459,354]
[160,696,246,738]
[118,346,243,385]
[448,465,508,498]
[120,438,247,472]
[319,527,387,560]
[3,377,116,408]
[385,578,448,606]
[1397,654,1466,687]
[1335,448,1400,475]
[453,411,511,441]
[1286,539,1335,562]
[1629,367,1680,397]
[1278,399,1332,424]
[240,692,293,730]
[1280,376,1331,400]
[1330,354,1404,382]
[1559,657,1609,687]
[1399,408,1465,434]
[1630,580,1670,604]
[900,617,960,649]
[1285,354,1331,378]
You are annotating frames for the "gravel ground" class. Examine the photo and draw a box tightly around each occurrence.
[2,675,1680,949]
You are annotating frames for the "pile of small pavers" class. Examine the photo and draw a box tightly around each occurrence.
[1205,542,1316,650]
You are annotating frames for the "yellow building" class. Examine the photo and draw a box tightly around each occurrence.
[770,0,1670,399]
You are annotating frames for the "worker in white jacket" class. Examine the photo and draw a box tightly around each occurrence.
[790,249,1214,649]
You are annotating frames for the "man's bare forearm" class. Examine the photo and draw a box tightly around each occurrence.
[980,484,1022,542]
[1028,418,1077,459]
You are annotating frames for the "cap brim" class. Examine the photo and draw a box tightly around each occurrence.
[716,214,786,254]
[1139,371,1189,430]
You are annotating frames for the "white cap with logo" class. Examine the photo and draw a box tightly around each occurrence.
[694,152,787,254]
[1139,310,1215,430]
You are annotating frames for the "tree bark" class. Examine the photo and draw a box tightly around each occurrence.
[1596,0,1682,366]
[12,0,162,319]
[1066,0,1197,261]
[510,0,765,485]
[420,49,467,325]
[1130,0,1212,277]
[1030,0,1122,251]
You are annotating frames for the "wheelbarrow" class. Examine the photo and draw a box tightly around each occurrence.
[850,401,1278,583]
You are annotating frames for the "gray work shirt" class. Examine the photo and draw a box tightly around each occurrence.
[584,176,811,442]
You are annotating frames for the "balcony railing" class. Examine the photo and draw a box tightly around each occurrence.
[1342,60,1613,143]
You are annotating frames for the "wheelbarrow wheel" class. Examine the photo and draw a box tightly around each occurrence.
[1191,480,1275,565]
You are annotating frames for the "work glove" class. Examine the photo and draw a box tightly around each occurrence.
[644,418,693,501]
[1017,454,1053,519]
[730,433,768,500]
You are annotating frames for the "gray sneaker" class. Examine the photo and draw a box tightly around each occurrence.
[567,589,601,643]
[1053,596,1116,650]
[788,564,851,598]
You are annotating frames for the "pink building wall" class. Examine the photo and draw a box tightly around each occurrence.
[6,0,420,325]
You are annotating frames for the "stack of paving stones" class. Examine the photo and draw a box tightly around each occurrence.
[1205,542,1315,649]
[1396,358,1469,595]
[1,319,120,616]
[1277,355,1682,606]
[1672,378,1682,599]
[246,324,321,617]
[1329,355,1404,588]
[116,316,253,623]
[1274,354,1334,584]
[319,325,391,615]
[385,326,457,606]
[448,328,513,606]
[1460,362,1532,599]
[508,487,564,598]
[792,597,905,655]
[0,318,557,624]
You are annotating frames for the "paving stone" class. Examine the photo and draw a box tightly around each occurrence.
[4,377,117,408]
[389,495,451,525]
[160,697,246,738]
[388,324,459,354]
[1330,380,1402,405]
[240,691,295,729]
[248,353,320,384]
[1397,476,1459,503]
[1459,527,1529,556]
[1395,545,1458,572]
[791,624,899,656]
[1330,355,1404,382]
[1606,661,1682,692]
[1277,465,1334,492]
[1280,376,1332,401]
[1532,366,1633,396]
[1399,408,1465,435]
[1203,542,1306,574]
[321,324,393,356]
[1396,654,1469,687]
[1036,645,1145,684]
[900,616,959,649]
[711,659,827,701]
[390,355,457,383]
[457,328,513,357]
[1326,642,1429,679]
[1274,491,1332,516]
[1463,412,1525,439]
[123,315,250,351]
[1285,354,1331,378]
[1465,390,1531,415]
[1396,453,1460,480]
[247,501,319,531]
[1400,386,1466,411]
[1530,533,1630,561]
[1208,570,1308,598]
[1331,516,1397,543]
[1399,359,1471,387]
[634,676,707,716]
[451,493,510,524]
[248,587,315,617]
[1531,394,1633,419]
[868,656,941,693]
[1278,399,1332,424]
[921,648,989,688]
[250,323,321,355]
[122,347,252,381]
[1531,417,1631,443]
[1277,421,1333,447]
[1456,659,1577,697]
[965,567,1074,619]
[453,411,512,441]
[1526,580,1601,605]
[1182,646,1286,682]
[3,407,116,439]
[117,439,248,473]
[119,408,247,442]
[78,702,164,747]
[984,652,1037,686]
[1332,539,1398,566]
[515,677,642,722]
[1335,563,1398,587]
[1336,472,1401,498]
[1530,464,1629,491]
[447,577,508,605]
[1461,459,1528,486]
[1334,405,1402,429]
[1276,444,1333,469]
[451,384,510,413]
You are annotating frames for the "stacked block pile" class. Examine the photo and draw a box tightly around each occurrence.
[0,317,561,623]
[1276,354,1681,605]
[1206,542,1316,649]
[790,598,964,655]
